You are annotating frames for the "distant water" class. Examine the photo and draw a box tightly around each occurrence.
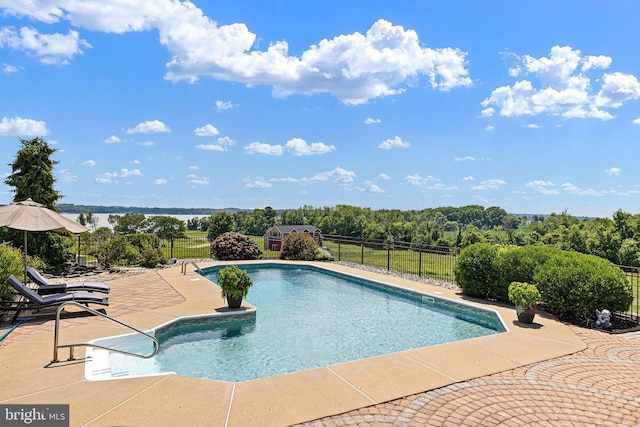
[61,213,208,229]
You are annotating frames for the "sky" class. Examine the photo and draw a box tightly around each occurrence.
[1,1,640,218]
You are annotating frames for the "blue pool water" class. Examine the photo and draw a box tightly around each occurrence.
[108,264,505,382]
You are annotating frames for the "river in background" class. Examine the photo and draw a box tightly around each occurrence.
[61,213,208,230]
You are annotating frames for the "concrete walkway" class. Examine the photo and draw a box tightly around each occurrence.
[1,262,638,426]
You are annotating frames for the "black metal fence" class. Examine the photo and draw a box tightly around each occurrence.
[619,266,640,324]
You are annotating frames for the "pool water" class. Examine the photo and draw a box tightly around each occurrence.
[107,264,505,382]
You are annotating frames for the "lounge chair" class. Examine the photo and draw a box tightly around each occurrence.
[5,275,109,323]
[26,268,110,295]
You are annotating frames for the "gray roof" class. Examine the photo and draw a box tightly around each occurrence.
[270,225,321,234]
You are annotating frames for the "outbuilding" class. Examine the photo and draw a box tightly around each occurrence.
[264,225,323,251]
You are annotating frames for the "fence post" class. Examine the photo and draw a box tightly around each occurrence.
[361,237,364,264]
[337,236,341,261]
[387,241,390,271]
[419,250,422,277]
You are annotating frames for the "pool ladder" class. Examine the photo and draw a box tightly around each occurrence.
[181,259,201,275]
[51,301,159,363]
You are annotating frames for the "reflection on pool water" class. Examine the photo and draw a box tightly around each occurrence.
[92,263,506,382]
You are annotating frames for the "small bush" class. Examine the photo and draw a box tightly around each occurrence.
[314,247,333,261]
[210,232,262,260]
[533,252,633,324]
[139,247,166,268]
[0,244,27,300]
[280,232,318,261]
[91,237,140,268]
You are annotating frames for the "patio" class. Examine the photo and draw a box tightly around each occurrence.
[1,261,638,426]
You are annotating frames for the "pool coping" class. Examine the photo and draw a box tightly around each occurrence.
[0,260,586,426]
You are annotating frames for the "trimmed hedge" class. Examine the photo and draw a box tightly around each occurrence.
[454,243,634,324]
[210,232,262,260]
[280,232,318,261]
[534,252,633,323]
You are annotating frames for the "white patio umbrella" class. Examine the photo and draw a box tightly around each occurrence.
[0,198,90,278]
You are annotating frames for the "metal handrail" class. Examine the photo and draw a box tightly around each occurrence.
[52,301,160,363]
[181,259,201,275]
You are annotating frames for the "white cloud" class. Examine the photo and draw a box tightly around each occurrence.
[243,177,272,189]
[605,167,621,176]
[82,160,96,166]
[3,64,20,74]
[57,168,77,182]
[0,26,90,64]
[188,165,199,170]
[130,160,140,164]
[472,179,507,191]
[153,178,167,185]
[463,176,475,181]
[195,143,224,151]
[193,124,219,136]
[404,174,437,186]
[217,136,235,146]
[244,141,283,156]
[185,174,210,186]
[215,100,235,111]
[2,1,471,104]
[127,120,170,134]
[525,180,558,195]
[484,125,494,131]
[136,141,155,146]
[285,138,335,156]
[378,136,410,149]
[0,116,48,136]
[429,183,458,191]
[561,182,602,196]
[95,168,142,184]
[633,117,640,125]
[104,135,121,143]
[364,180,384,193]
[454,156,474,161]
[377,173,391,180]
[526,123,539,128]
[364,117,381,124]
[482,46,639,120]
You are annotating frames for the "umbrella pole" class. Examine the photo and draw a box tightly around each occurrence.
[23,230,28,282]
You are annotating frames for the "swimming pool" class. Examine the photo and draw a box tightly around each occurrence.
[89,263,506,382]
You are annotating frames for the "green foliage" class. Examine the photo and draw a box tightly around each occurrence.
[139,247,166,268]
[454,243,500,299]
[313,247,333,261]
[0,244,27,300]
[207,212,236,241]
[217,265,253,299]
[4,137,61,209]
[111,213,148,234]
[508,282,540,308]
[210,232,262,260]
[533,252,633,324]
[91,237,140,268]
[148,216,186,241]
[280,232,318,261]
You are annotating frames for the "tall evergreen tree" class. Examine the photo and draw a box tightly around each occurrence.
[2,137,70,269]
[5,137,62,209]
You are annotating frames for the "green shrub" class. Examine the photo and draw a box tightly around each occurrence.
[91,237,140,268]
[280,232,318,261]
[533,252,633,324]
[314,247,333,261]
[210,232,262,260]
[454,243,500,299]
[125,233,160,251]
[494,245,559,301]
[139,247,166,268]
[0,244,46,301]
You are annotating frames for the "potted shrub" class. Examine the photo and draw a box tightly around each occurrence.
[217,265,253,309]
[508,281,541,324]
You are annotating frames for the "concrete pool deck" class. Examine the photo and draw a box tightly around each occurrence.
[1,261,638,426]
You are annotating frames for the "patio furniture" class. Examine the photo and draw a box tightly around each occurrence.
[4,275,109,323]
[26,268,110,295]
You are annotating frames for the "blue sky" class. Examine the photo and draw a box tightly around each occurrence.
[1,1,640,217]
